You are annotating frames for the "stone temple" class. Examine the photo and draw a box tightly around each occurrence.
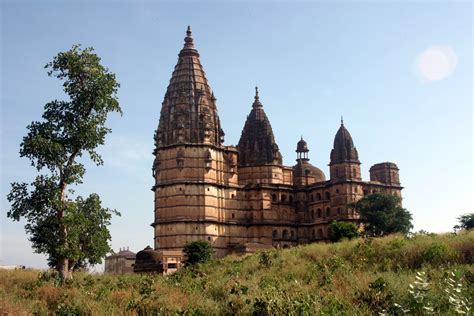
[143,26,402,262]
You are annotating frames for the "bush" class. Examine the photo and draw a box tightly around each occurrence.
[182,240,215,266]
[328,221,359,242]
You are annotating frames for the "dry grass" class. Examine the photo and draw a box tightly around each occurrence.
[1,231,473,315]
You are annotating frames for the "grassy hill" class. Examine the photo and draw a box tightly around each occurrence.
[1,231,473,315]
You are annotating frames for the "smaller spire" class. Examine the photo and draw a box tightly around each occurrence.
[252,86,263,108]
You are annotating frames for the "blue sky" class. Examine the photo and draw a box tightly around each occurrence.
[1,1,472,269]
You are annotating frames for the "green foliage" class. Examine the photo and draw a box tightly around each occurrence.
[182,240,215,266]
[357,277,394,314]
[6,45,121,281]
[350,192,413,236]
[328,220,359,242]
[456,213,474,230]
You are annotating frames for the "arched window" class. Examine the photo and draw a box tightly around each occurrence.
[353,168,356,177]
[318,228,323,238]
[290,230,295,239]
[281,194,287,203]
[289,195,293,203]
[311,210,315,220]
[363,189,368,196]
[312,229,316,239]
[337,207,341,214]
[326,207,331,217]
[272,194,277,202]
[310,194,314,202]
[317,208,322,218]
[336,188,339,194]
[273,230,278,239]
[282,230,289,239]
[316,193,321,201]
[325,192,331,201]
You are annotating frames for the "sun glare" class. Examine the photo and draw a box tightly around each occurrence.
[416,46,458,82]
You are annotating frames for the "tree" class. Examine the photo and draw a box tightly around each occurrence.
[328,221,359,242]
[6,45,121,282]
[182,240,214,266]
[350,192,413,236]
[455,213,474,231]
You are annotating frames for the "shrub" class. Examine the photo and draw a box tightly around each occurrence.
[328,221,359,242]
[182,240,215,266]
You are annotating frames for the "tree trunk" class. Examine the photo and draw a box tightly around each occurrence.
[57,178,71,283]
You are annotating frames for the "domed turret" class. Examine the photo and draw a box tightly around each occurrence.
[237,87,282,166]
[293,137,326,186]
[296,137,309,160]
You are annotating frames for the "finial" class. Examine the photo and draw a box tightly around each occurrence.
[183,25,194,49]
[341,115,344,126]
[301,135,303,140]
[252,86,262,108]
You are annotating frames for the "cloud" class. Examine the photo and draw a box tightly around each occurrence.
[415,46,458,82]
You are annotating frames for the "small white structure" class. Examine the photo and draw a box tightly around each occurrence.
[0,265,26,270]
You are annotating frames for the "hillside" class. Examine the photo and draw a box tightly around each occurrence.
[1,231,473,315]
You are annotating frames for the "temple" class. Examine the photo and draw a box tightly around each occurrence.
[138,27,403,264]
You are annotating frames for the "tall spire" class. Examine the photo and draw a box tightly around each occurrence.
[155,26,224,148]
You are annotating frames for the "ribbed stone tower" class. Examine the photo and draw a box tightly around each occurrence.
[152,27,241,257]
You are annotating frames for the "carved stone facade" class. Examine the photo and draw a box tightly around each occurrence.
[152,27,403,258]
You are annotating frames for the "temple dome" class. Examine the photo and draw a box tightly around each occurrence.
[293,160,326,183]
[237,87,282,166]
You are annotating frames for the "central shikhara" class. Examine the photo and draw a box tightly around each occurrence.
[150,27,402,259]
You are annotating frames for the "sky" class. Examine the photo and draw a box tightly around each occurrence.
[1,0,472,270]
